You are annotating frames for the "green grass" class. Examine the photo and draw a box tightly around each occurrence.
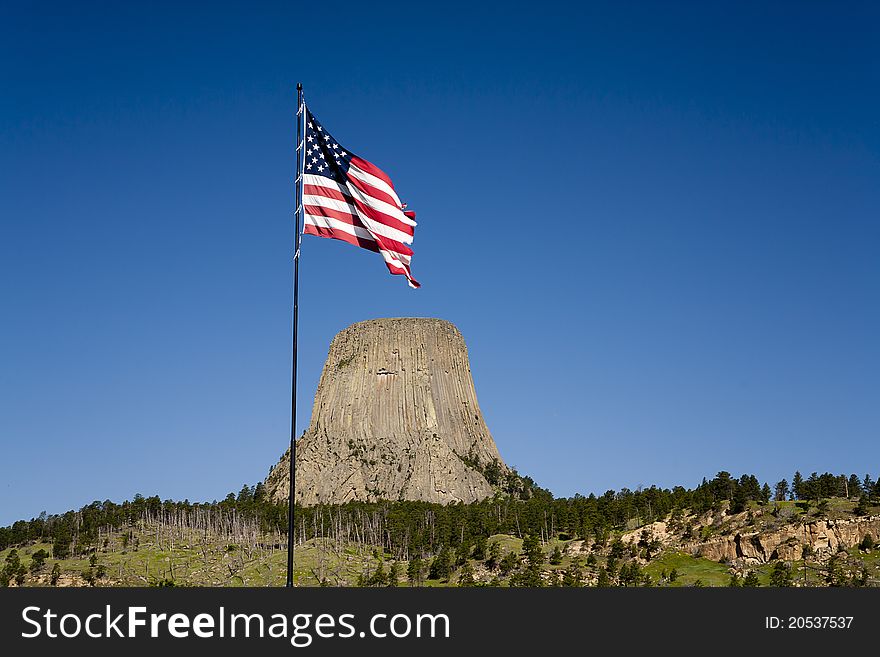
[644,551,732,587]
[487,534,522,554]
[1,531,395,587]
[5,503,877,587]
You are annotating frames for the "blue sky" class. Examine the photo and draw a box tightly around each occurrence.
[1,1,878,525]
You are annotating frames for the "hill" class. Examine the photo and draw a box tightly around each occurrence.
[2,471,879,587]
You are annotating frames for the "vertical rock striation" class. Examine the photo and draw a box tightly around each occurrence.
[265,318,508,505]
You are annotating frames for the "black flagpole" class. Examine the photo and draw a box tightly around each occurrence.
[286,82,304,588]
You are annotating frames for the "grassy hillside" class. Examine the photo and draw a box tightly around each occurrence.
[4,499,879,587]
[3,470,879,587]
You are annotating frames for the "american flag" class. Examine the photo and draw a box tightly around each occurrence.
[301,107,420,288]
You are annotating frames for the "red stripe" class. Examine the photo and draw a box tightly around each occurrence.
[303,223,380,254]
[379,255,419,287]
[303,149,418,288]
[348,194,414,240]
[304,205,414,256]
[345,172,401,213]
[304,182,414,237]
[304,223,420,288]
[350,155,395,189]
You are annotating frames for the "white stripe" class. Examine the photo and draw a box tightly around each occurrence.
[377,247,412,269]
[347,163,405,211]
[348,166,417,228]
[304,174,416,230]
[303,194,414,245]
[304,214,412,264]
[305,216,416,284]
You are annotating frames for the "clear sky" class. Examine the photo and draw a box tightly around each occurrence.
[1,2,878,526]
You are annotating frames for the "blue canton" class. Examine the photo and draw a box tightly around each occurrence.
[304,108,353,183]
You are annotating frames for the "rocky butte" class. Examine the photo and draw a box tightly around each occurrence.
[265,318,509,505]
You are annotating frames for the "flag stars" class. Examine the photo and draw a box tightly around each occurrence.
[301,108,417,286]
[305,110,351,176]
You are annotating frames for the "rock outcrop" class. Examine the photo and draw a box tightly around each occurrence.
[690,516,880,564]
[265,318,508,505]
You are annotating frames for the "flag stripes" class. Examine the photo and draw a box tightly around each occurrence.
[300,108,420,288]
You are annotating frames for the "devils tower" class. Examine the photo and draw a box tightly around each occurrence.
[265,318,509,505]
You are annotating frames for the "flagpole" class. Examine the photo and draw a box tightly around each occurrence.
[286,82,304,588]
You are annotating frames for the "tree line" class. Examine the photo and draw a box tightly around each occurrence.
[2,470,878,561]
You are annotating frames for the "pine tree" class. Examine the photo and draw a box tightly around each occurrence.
[455,541,471,567]
[743,570,761,587]
[252,482,265,503]
[50,563,61,586]
[52,532,71,560]
[485,541,501,569]
[1,550,21,587]
[731,484,748,514]
[509,561,543,587]
[499,552,519,576]
[825,555,844,586]
[387,561,401,587]
[81,567,96,587]
[457,561,476,587]
[792,471,804,500]
[847,474,862,499]
[29,549,48,573]
[429,546,453,581]
[471,535,487,561]
[509,534,544,587]
[775,479,789,502]
[769,561,793,587]
[619,561,642,586]
[367,561,387,586]
[407,556,424,587]
[562,557,584,587]
[805,472,820,503]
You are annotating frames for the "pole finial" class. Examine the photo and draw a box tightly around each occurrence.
[297,82,303,91]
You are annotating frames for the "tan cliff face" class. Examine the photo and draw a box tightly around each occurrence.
[691,516,880,564]
[265,318,509,505]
